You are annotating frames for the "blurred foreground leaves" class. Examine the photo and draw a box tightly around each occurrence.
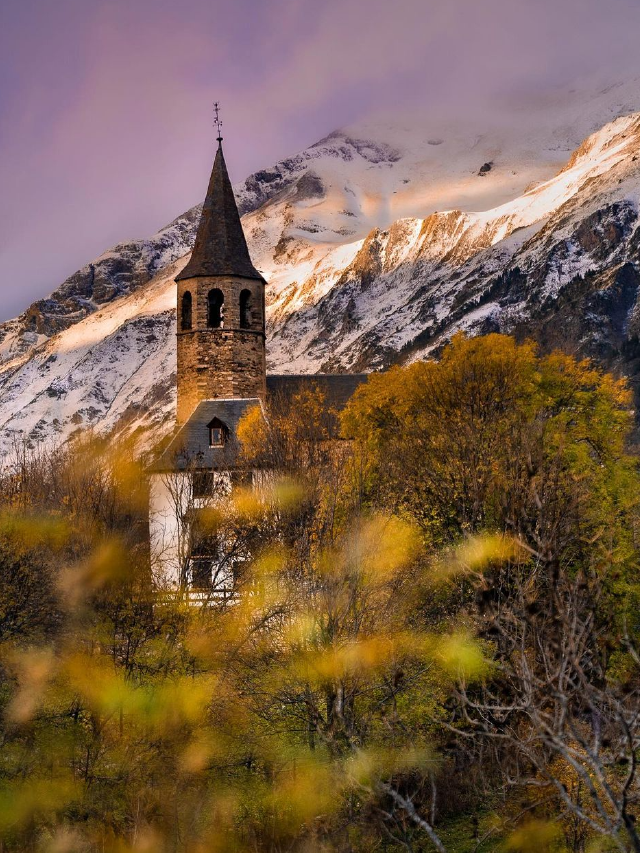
[0,452,491,851]
[1,335,640,852]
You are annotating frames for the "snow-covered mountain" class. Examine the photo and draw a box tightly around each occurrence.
[3,77,640,457]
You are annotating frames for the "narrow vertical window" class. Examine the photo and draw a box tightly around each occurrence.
[207,288,224,328]
[239,289,251,329]
[181,291,192,330]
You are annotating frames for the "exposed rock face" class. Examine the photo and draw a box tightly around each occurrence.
[0,130,417,367]
[0,209,201,363]
[270,116,640,372]
[5,91,640,457]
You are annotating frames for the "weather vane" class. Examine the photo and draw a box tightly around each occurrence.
[213,101,223,143]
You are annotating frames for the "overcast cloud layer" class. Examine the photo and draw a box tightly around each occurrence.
[2,0,640,320]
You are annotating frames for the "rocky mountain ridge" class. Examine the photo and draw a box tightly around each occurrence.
[3,80,640,457]
[0,131,410,366]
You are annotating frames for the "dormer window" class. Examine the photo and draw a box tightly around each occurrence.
[208,417,228,447]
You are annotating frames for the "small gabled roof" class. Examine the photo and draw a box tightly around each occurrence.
[150,398,261,473]
[149,376,370,474]
[176,142,264,283]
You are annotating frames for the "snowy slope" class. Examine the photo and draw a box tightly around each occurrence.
[0,263,179,454]
[7,75,640,366]
[268,112,640,372]
[3,77,640,457]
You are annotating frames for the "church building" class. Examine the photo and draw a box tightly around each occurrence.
[148,131,366,591]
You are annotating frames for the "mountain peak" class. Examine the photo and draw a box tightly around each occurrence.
[3,87,640,458]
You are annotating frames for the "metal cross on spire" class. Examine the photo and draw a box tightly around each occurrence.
[213,101,223,144]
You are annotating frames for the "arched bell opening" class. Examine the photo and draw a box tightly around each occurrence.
[207,288,224,328]
[181,291,192,330]
[239,289,252,329]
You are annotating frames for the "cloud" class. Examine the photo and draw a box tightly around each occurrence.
[2,0,640,319]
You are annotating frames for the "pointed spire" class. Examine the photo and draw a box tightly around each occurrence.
[176,141,264,282]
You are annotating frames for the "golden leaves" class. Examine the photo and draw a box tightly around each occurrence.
[0,510,69,555]
[4,337,633,851]
[340,514,421,582]
[432,631,490,681]
[505,819,562,852]
[63,653,216,733]
[433,531,526,582]
[58,538,133,606]
[4,646,57,725]
[345,746,436,787]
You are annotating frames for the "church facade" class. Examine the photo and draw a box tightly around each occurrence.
[148,135,366,591]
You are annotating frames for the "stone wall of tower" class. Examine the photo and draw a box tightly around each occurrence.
[176,274,266,423]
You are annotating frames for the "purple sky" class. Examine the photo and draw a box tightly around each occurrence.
[2,0,640,321]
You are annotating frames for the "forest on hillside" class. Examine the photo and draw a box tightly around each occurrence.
[1,334,640,853]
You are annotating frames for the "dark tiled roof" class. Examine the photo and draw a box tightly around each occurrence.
[150,375,370,473]
[267,374,369,411]
[151,398,261,472]
[176,143,264,282]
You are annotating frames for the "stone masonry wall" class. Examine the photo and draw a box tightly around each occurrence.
[176,275,266,423]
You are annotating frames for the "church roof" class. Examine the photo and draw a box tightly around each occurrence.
[151,398,261,473]
[266,374,368,410]
[150,375,369,473]
[175,142,264,282]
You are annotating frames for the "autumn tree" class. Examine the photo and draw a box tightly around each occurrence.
[342,333,634,560]
[2,337,640,852]
[343,333,640,850]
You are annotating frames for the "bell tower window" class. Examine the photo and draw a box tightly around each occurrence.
[239,289,251,329]
[181,291,192,330]
[207,289,224,328]
[208,417,228,447]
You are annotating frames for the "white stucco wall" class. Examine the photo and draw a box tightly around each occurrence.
[149,469,240,589]
[149,472,192,587]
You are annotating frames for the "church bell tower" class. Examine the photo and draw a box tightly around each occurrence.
[175,123,266,424]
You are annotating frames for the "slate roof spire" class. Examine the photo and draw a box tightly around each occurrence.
[176,137,264,282]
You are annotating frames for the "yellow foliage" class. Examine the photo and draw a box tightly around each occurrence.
[434,532,526,582]
[344,513,422,581]
[236,403,268,463]
[262,758,335,831]
[346,746,436,786]
[58,538,132,605]
[270,477,306,511]
[433,632,490,681]
[0,337,637,852]
[0,511,69,554]
[4,646,57,724]
[62,653,216,734]
[505,819,562,852]
[292,636,398,683]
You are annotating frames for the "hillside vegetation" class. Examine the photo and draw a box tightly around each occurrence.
[1,335,639,852]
